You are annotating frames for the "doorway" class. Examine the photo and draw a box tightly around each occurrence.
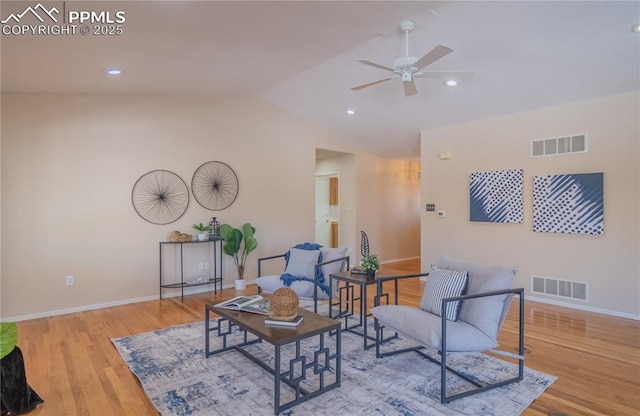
[315,174,340,247]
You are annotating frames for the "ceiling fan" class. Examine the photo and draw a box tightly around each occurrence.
[352,20,472,97]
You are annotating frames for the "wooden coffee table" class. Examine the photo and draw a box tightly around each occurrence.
[205,302,341,415]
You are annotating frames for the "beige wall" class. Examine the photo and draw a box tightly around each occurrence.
[317,154,421,264]
[355,154,421,264]
[1,94,421,320]
[420,92,639,318]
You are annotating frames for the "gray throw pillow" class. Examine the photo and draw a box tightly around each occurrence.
[419,266,468,321]
[320,247,348,277]
[283,248,320,280]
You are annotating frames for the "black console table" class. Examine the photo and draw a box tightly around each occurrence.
[159,239,223,301]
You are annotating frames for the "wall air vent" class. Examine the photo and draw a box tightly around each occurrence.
[531,134,587,157]
[532,275,588,301]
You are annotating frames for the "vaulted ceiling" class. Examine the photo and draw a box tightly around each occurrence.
[2,1,638,159]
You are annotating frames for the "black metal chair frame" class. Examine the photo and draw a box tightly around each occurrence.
[257,252,350,313]
[373,277,525,404]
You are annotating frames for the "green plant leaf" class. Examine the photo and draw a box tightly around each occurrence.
[222,241,237,257]
[0,322,18,359]
[219,224,234,241]
[244,236,257,253]
[241,223,255,238]
[362,254,380,270]
[230,229,243,253]
[193,222,211,232]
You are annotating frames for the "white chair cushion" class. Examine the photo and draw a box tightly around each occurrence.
[438,256,517,339]
[256,275,331,300]
[419,266,468,321]
[256,275,283,293]
[371,305,498,352]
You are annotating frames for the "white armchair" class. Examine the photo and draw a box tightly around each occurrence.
[256,243,350,313]
[371,256,524,403]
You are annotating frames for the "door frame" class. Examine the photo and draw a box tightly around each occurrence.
[315,172,340,247]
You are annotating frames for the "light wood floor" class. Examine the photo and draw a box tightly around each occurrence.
[15,259,640,415]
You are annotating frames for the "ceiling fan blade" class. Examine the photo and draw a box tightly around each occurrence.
[415,71,474,80]
[357,59,394,72]
[403,79,418,97]
[413,45,454,71]
[351,77,394,91]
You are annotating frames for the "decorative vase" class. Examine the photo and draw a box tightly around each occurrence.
[197,233,208,242]
[235,279,246,290]
[366,269,376,278]
[209,217,220,240]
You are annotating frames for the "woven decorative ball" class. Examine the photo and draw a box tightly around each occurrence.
[269,287,299,321]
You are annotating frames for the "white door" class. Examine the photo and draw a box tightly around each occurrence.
[315,177,331,247]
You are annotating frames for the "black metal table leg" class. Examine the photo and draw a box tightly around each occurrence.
[274,344,281,415]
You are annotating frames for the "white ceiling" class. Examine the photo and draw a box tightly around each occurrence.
[2,1,639,160]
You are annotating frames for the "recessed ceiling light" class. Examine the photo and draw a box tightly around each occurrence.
[445,80,458,87]
[106,68,122,75]
[346,109,356,115]
[632,23,640,33]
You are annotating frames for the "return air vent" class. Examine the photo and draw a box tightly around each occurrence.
[531,134,587,157]
[531,276,588,301]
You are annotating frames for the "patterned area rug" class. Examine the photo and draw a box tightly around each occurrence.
[112,314,556,416]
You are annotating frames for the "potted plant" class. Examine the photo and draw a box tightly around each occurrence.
[193,223,212,241]
[361,254,380,278]
[220,222,257,290]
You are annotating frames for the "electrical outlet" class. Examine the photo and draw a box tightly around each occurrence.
[204,262,210,270]
[66,275,74,286]
[198,262,204,271]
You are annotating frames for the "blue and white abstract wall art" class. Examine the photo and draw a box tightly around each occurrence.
[470,169,524,223]
[533,173,604,235]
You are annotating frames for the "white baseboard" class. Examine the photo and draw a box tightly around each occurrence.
[380,256,420,265]
[526,295,640,321]
[5,279,637,323]
[2,280,259,322]
[4,294,159,322]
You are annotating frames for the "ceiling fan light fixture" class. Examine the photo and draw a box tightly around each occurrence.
[445,80,458,87]
[399,20,416,33]
[352,20,471,97]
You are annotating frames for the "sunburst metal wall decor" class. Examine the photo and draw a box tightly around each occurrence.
[131,170,189,224]
[191,161,239,211]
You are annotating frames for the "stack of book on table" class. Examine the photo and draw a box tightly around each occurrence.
[265,315,304,327]
[215,295,304,327]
